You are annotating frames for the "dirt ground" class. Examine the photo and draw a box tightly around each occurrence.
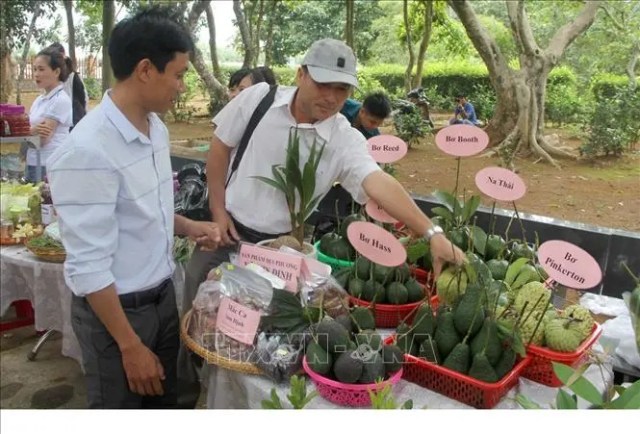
[16,92,640,232]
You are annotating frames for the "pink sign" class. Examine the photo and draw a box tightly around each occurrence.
[435,125,489,157]
[537,240,602,290]
[346,221,407,267]
[367,135,408,163]
[216,297,261,345]
[475,167,527,202]
[238,243,302,292]
[365,199,398,224]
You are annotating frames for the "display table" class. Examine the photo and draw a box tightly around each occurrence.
[205,345,614,410]
[0,245,82,364]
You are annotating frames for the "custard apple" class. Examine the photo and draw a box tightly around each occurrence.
[544,318,584,352]
[436,267,468,306]
[514,282,551,316]
[559,305,594,341]
[520,313,546,346]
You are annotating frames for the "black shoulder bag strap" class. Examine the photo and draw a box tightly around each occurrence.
[225,84,278,188]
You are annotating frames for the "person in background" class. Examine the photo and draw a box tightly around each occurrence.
[340,91,392,139]
[47,6,221,409]
[254,66,276,86]
[48,42,88,129]
[226,66,277,100]
[449,94,481,126]
[27,47,72,182]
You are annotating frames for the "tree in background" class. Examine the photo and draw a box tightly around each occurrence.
[449,0,600,169]
[345,0,355,51]
[600,2,639,89]
[101,0,115,93]
[0,0,57,103]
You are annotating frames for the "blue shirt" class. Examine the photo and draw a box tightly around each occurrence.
[455,102,479,124]
[340,99,380,139]
[47,91,175,297]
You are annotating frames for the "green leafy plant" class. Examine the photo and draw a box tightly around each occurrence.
[368,382,414,409]
[253,128,326,248]
[430,189,486,255]
[392,109,430,149]
[516,362,640,409]
[172,236,195,265]
[260,375,318,409]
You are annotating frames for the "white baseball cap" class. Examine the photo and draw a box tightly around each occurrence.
[301,38,358,87]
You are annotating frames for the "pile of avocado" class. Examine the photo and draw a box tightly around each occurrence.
[306,306,404,384]
[332,257,426,305]
[317,213,367,262]
[395,285,519,384]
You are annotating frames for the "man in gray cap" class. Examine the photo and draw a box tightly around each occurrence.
[177,38,464,408]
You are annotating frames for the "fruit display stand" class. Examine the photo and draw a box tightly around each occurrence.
[202,326,613,409]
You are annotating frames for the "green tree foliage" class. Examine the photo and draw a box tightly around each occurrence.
[261,0,382,65]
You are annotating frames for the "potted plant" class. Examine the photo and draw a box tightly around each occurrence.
[253,128,325,256]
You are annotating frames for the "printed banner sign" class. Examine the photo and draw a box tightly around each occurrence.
[238,243,302,292]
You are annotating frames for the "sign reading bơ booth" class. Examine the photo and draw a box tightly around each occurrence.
[474,167,527,202]
[367,135,408,163]
[435,125,489,157]
[537,240,602,290]
[346,221,406,267]
[237,243,302,292]
[216,296,261,345]
[365,199,398,224]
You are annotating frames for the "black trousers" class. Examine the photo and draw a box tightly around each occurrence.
[71,279,179,409]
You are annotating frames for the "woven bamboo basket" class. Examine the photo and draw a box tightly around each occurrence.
[180,309,263,376]
[25,244,66,263]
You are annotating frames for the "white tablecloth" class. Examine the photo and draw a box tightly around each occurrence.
[205,346,614,409]
[1,245,82,364]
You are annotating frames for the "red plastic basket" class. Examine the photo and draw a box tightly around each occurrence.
[302,356,403,407]
[348,269,435,328]
[522,322,602,387]
[385,335,529,409]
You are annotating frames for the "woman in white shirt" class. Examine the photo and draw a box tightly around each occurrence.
[27,47,72,182]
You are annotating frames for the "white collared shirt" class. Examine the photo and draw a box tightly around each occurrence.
[213,83,381,234]
[28,83,72,166]
[47,91,175,297]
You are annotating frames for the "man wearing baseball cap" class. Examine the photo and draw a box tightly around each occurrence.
[178,39,464,407]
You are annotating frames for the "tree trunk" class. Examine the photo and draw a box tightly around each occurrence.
[449,0,600,168]
[234,0,254,68]
[252,0,265,67]
[102,0,115,93]
[188,1,227,114]
[403,0,415,92]
[16,5,41,106]
[264,0,278,67]
[205,2,221,79]
[412,0,434,89]
[0,40,14,103]
[64,0,76,67]
[345,0,355,51]
[627,40,639,90]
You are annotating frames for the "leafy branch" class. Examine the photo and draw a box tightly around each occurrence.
[260,375,318,409]
[253,128,326,246]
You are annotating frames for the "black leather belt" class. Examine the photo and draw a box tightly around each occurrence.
[118,278,171,309]
[230,215,288,244]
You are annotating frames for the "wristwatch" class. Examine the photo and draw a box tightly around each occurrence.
[424,225,444,242]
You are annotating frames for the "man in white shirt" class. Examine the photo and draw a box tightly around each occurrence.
[47,7,221,409]
[178,38,465,407]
